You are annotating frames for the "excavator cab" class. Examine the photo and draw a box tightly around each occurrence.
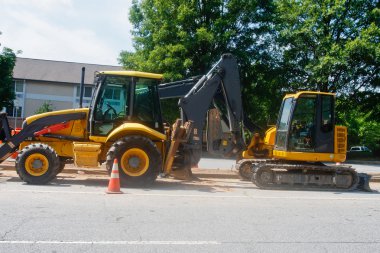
[273,91,347,163]
[89,71,164,136]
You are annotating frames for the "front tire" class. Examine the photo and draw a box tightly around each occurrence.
[106,135,161,186]
[16,143,60,184]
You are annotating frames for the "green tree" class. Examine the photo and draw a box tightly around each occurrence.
[275,0,379,154]
[120,0,281,127]
[0,32,16,110]
[275,0,379,116]
[35,101,54,114]
[121,0,379,154]
[337,105,380,155]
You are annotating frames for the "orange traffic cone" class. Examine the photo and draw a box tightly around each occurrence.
[106,158,123,194]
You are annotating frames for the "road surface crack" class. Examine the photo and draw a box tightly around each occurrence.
[0,218,29,240]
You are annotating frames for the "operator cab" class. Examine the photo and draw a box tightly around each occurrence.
[89,71,164,136]
[275,92,335,153]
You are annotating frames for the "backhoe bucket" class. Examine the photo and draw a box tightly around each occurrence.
[170,167,193,180]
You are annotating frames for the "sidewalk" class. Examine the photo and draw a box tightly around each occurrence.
[346,159,380,165]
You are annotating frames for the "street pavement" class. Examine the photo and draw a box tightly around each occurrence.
[0,159,380,253]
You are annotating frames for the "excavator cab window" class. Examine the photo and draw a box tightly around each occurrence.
[288,95,316,152]
[275,97,293,150]
[321,95,333,133]
[274,93,336,153]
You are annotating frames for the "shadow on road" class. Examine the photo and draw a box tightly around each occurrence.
[1,169,378,194]
[1,172,257,193]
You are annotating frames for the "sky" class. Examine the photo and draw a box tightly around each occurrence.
[0,0,134,65]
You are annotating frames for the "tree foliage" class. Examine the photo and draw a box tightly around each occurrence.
[120,0,282,127]
[276,0,380,120]
[338,105,380,155]
[35,101,54,115]
[0,33,16,109]
[121,0,380,153]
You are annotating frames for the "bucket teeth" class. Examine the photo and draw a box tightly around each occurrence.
[171,167,193,180]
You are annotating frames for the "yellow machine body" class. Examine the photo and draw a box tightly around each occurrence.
[20,112,167,168]
[18,70,167,169]
[241,92,348,163]
[272,125,347,162]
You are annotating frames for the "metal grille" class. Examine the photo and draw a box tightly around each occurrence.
[335,126,347,154]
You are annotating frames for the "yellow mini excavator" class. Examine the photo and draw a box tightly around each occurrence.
[235,91,369,190]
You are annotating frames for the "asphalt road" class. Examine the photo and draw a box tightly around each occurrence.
[0,159,380,253]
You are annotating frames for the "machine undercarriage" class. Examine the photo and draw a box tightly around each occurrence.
[236,159,371,191]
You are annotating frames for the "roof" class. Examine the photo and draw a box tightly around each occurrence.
[13,57,124,85]
[284,91,335,99]
[100,71,163,79]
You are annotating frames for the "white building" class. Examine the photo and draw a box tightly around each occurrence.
[7,58,123,127]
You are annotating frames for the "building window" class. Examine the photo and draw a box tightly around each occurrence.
[6,106,22,117]
[5,80,25,117]
[76,86,93,98]
[74,85,93,108]
[15,81,24,93]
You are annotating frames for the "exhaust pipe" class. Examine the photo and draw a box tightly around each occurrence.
[79,67,85,108]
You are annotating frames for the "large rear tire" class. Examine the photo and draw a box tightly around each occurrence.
[16,143,60,184]
[106,135,161,186]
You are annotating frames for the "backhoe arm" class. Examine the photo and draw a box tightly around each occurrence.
[178,54,245,166]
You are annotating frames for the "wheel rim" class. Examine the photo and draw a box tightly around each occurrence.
[25,154,49,176]
[120,148,149,176]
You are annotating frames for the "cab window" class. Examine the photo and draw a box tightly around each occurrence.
[275,98,293,150]
[133,78,162,131]
[93,76,131,135]
[321,95,333,133]
[288,95,316,152]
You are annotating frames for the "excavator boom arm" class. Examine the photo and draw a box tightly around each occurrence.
[160,54,245,167]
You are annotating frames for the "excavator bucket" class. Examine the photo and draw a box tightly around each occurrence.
[170,167,193,180]
[163,120,194,180]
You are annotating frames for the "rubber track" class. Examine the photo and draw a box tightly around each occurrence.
[237,159,360,191]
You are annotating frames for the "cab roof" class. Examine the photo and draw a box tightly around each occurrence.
[99,71,163,80]
[284,91,335,99]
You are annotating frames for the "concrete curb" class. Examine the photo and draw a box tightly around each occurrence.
[368,174,380,183]
[346,160,380,165]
